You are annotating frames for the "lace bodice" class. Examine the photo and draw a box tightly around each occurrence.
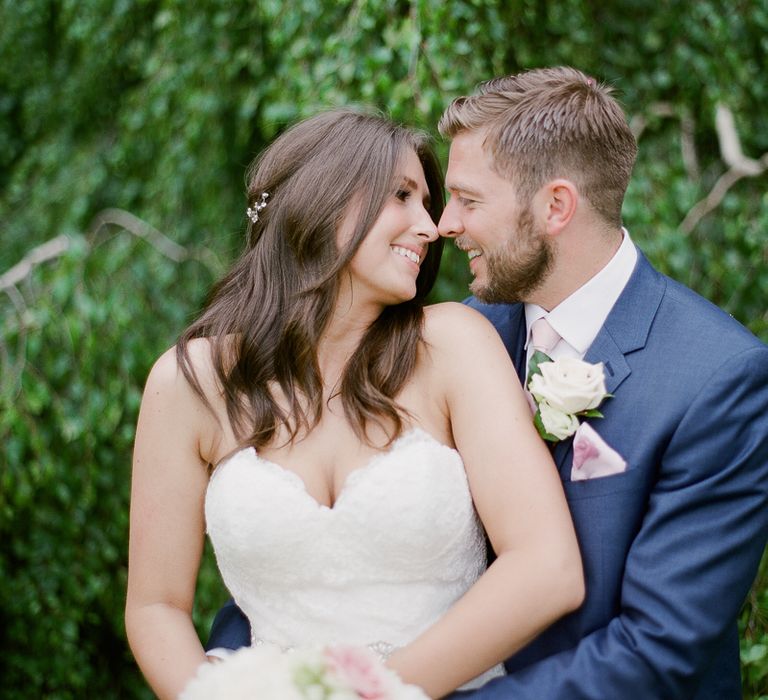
[205,428,503,688]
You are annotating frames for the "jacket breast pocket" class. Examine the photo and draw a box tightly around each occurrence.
[563,464,645,501]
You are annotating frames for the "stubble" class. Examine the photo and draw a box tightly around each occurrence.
[471,207,553,304]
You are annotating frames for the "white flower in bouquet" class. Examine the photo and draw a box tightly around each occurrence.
[179,644,429,700]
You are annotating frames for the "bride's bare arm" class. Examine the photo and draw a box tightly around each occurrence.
[387,302,584,697]
[125,345,216,700]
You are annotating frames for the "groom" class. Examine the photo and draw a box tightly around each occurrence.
[437,66,768,698]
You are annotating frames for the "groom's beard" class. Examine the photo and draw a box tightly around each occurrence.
[471,207,554,304]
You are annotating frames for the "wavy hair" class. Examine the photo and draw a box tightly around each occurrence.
[177,110,444,450]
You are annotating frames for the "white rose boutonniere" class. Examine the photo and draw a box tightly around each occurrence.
[527,351,611,442]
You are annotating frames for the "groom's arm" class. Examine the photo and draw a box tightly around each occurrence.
[459,345,768,700]
[205,598,251,653]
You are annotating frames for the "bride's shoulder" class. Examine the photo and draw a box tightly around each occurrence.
[421,302,514,382]
[423,302,503,352]
[144,337,220,404]
[142,338,231,447]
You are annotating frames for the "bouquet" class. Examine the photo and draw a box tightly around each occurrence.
[180,644,430,700]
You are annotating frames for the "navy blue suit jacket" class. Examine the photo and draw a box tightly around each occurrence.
[458,250,768,699]
[207,251,768,699]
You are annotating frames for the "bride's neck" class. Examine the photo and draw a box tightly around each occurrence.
[317,300,381,383]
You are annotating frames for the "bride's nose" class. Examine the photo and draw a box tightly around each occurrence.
[414,207,439,242]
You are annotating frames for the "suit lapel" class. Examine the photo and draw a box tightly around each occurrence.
[469,253,667,478]
[551,334,632,473]
[509,308,527,385]
[552,250,667,475]
[494,303,526,382]
[584,334,632,396]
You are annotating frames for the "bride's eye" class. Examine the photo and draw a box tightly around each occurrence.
[395,188,412,202]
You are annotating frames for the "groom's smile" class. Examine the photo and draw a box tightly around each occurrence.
[439,130,553,303]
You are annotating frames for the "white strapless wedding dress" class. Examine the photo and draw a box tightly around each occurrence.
[205,428,504,690]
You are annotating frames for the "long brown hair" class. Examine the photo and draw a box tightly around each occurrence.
[177,110,444,450]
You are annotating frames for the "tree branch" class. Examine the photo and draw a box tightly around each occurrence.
[715,103,764,175]
[0,283,28,397]
[0,235,71,293]
[679,110,699,181]
[1,210,223,393]
[88,208,189,261]
[630,103,699,180]
[680,104,768,235]
[1,209,222,297]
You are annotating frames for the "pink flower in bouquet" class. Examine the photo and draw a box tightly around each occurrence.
[325,646,388,699]
[180,643,429,700]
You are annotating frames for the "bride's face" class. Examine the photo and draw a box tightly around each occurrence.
[339,150,438,311]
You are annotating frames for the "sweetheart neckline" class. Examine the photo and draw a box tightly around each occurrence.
[209,427,460,511]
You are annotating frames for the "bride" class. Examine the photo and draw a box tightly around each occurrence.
[125,109,583,699]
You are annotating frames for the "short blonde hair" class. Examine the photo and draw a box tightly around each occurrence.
[439,66,637,226]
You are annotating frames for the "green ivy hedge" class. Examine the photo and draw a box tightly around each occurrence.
[2,1,767,697]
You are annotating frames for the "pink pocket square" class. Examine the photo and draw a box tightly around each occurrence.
[570,423,627,481]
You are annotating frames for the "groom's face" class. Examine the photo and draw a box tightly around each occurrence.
[439,129,553,303]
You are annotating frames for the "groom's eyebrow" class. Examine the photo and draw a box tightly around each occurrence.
[446,181,483,198]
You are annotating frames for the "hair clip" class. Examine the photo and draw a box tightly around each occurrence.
[247,192,269,223]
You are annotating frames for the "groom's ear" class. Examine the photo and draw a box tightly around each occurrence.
[536,179,578,236]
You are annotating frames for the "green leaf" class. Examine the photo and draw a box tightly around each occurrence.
[741,643,768,665]
[533,409,561,442]
[527,350,553,386]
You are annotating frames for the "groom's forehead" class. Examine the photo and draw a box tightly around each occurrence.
[447,131,496,169]
[446,133,503,188]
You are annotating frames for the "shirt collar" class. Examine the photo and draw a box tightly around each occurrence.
[525,229,638,355]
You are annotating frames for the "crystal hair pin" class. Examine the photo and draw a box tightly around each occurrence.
[247,192,269,223]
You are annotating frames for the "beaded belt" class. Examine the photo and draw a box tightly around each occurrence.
[250,634,396,661]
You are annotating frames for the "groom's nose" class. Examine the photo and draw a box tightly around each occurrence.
[437,198,464,239]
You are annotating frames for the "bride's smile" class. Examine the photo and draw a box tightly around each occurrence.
[337,149,438,316]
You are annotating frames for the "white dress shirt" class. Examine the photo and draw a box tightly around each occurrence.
[524,229,638,367]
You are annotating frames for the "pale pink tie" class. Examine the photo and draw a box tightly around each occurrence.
[530,317,561,354]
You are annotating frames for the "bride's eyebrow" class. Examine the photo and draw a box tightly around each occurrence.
[400,176,431,208]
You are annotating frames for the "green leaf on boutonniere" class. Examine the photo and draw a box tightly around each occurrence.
[533,409,560,442]
[527,350,553,386]
[580,409,604,419]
